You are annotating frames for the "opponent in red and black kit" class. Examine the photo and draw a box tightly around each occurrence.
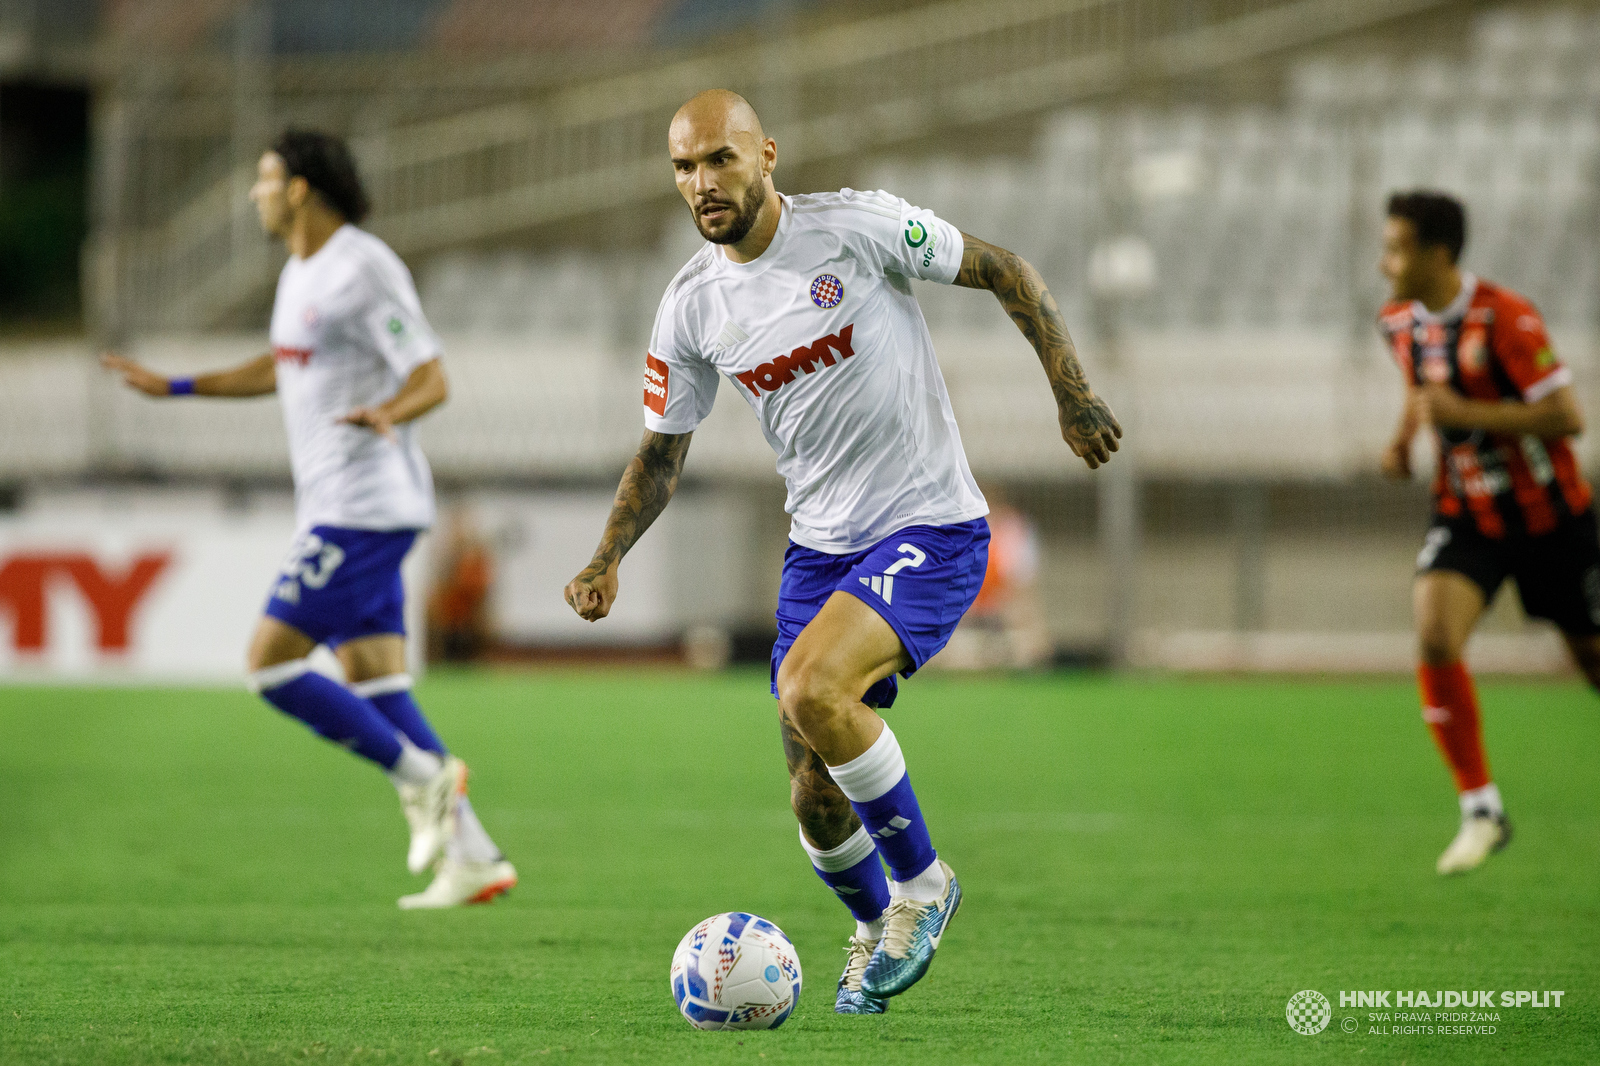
[1379,190,1595,875]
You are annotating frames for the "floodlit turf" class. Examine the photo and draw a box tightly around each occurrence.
[1,670,1596,1065]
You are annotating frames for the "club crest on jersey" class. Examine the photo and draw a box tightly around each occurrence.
[810,274,843,309]
[736,324,854,396]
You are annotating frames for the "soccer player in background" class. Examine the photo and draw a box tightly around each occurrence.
[961,484,1053,668]
[1379,190,1595,875]
[564,91,1120,1013]
[102,129,516,908]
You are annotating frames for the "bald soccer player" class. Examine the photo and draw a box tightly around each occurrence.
[564,91,1121,1014]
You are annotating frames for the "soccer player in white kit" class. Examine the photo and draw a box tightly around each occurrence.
[565,92,1121,1014]
[104,130,515,909]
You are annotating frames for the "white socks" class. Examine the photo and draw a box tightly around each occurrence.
[1459,782,1503,819]
[447,797,502,865]
[857,918,885,941]
[892,860,946,903]
[385,745,502,866]
[387,737,443,787]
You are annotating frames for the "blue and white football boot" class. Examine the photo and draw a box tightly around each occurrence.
[860,860,961,998]
[834,935,888,1014]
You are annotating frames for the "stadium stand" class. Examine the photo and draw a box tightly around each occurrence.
[3,0,1594,667]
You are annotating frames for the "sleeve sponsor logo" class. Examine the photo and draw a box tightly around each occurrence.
[364,304,433,365]
[904,218,938,267]
[1535,347,1557,370]
[735,324,855,396]
[643,353,669,415]
[272,345,313,366]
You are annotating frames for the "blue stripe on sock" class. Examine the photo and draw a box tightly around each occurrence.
[812,849,890,922]
[848,774,936,883]
[367,689,446,754]
[260,671,402,769]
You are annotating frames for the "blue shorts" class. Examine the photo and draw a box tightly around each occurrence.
[263,525,418,648]
[770,519,990,709]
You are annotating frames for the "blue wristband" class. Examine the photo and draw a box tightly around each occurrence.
[169,377,196,396]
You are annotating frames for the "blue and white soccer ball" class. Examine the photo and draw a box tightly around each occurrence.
[669,912,803,1030]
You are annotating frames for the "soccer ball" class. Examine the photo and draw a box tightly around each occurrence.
[669,912,803,1030]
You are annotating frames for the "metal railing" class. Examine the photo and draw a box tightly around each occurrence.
[97,0,1448,332]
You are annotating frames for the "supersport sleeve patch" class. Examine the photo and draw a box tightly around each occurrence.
[641,295,718,433]
[643,353,669,416]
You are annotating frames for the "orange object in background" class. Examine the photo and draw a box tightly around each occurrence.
[938,490,1053,669]
[971,504,1040,620]
[427,508,495,662]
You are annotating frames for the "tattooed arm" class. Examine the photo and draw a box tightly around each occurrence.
[954,232,1122,469]
[564,430,693,621]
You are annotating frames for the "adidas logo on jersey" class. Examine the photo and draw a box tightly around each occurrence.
[710,320,750,356]
[735,324,855,397]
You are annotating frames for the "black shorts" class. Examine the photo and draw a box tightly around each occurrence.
[1417,508,1600,635]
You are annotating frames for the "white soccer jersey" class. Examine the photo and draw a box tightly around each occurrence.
[269,224,441,533]
[643,190,988,553]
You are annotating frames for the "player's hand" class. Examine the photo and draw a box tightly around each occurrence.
[339,405,396,439]
[564,565,618,621]
[100,352,172,396]
[1381,438,1412,480]
[1415,384,1471,429]
[1059,395,1122,470]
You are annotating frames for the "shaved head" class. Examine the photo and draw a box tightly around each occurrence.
[669,89,778,253]
[672,88,765,146]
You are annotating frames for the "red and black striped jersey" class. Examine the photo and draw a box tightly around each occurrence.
[1379,275,1589,538]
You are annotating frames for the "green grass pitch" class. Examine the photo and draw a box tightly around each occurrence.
[2,670,1596,1064]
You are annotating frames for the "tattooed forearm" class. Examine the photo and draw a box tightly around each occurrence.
[954,231,1122,468]
[781,710,860,851]
[578,430,692,579]
[955,233,1089,407]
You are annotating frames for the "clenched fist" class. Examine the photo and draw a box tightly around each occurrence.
[564,566,618,621]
